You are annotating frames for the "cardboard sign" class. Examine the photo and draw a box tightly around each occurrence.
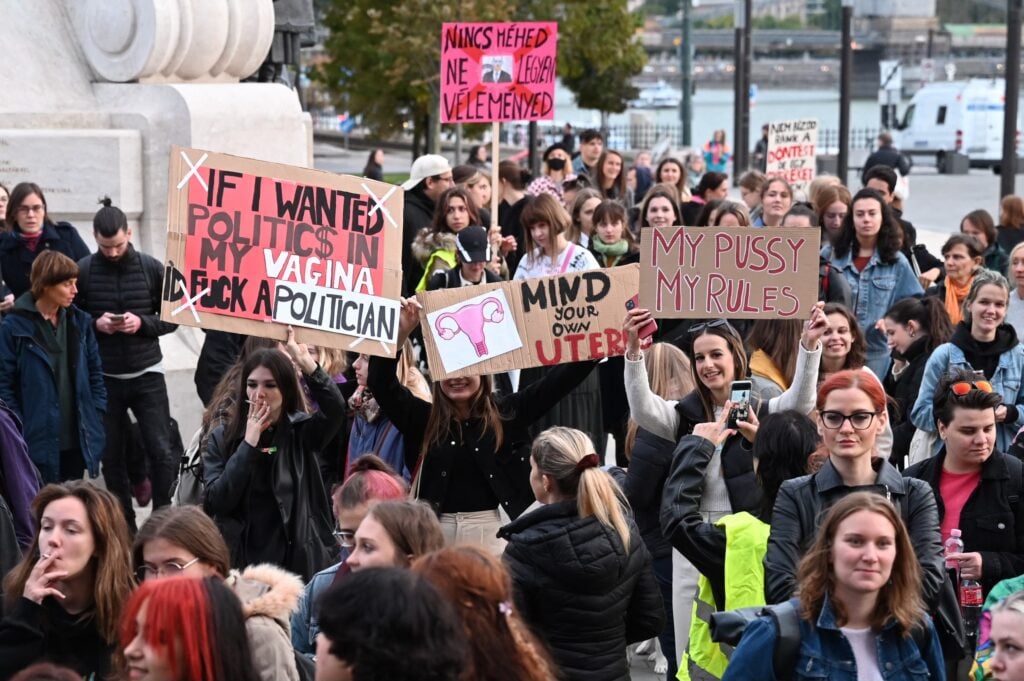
[638,227,820,319]
[418,265,637,379]
[766,118,819,194]
[440,22,557,123]
[161,147,403,355]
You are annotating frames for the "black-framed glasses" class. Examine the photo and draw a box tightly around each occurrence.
[333,529,356,548]
[820,411,881,430]
[137,557,201,581]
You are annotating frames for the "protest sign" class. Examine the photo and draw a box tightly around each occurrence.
[161,147,403,355]
[766,118,819,194]
[638,226,820,319]
[440,22,558,124]
[418,264,637,379]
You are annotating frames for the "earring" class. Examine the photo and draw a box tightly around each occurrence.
[909,330,916,338]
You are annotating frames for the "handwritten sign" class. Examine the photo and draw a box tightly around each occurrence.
[419,265,637,378]
[161,147,403,355]
[440,22,558,124]
[766,118,819,194]
[638,227,820,319]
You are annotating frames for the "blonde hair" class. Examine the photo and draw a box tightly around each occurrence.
[992,590,1024,618]
[313,345,348,377]
[625,344,694,457]
[531,427,631,550]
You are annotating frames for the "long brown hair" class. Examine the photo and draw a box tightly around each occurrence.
[593,150,627,201]
[520,193,570,256]
[1000,194,1024,230]
[420,374,504,464]
[4,482,134,643]
[413,546,557,681]
[625,343,694,457]
[796,492,924,632]
[687,321,748,420]
[639,183,682,228]
[747,319,803,387]
[566,188,603,245]
[822,303,867,372]
[133,506,232,579]
[431,187,481,234]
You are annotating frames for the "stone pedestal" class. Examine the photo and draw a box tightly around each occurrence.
[0,0,313,435]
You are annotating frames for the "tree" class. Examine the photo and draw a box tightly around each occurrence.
[318,0,646,150]
[557,1,647,127]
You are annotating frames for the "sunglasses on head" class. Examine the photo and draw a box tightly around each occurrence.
[950,380,994,396]
[689,319,736,338]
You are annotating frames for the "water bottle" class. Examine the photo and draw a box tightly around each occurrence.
[944,529,964,571]
[960,577,983,642]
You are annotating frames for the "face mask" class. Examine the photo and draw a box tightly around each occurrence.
[547,158,566,171]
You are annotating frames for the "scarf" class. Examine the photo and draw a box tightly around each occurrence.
[591,236,629,267]
[19,232,42,253]
[944,275,974,325]
[347,386,381,423]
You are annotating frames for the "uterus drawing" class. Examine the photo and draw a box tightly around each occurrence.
[434,297,505,357]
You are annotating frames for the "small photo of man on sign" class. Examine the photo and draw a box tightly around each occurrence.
[482,56,514,84]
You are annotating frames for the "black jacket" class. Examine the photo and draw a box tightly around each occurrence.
[905,449,1024,595]
[195,331,245,406]
[672,392,765,517]
[0,222,89,299]
[425,267,502,291]
[0,596,113,680]
[862,146,911,181]
[660,435,733,609]
[203,366,343,581]
[884,335,931,467]
[402,189,436,296]
[367,353,596,519]
[75,245,177,373]
[623,428,676,559]
[764,457,944,607]
[499,499,664,681]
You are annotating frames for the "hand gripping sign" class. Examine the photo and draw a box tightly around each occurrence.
[162,146,403,356]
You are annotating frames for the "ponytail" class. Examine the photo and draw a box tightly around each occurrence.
[919,296,954,350]
[531,427,631,550]
[499,160,530,190]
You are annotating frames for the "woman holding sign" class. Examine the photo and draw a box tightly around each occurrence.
[821,187,924,377]
[202,327,344,581]
[366,296,597,554]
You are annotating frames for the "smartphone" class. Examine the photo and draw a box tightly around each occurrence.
[727,380,753,429]
[625,295,658,341]
[110,314,125,323]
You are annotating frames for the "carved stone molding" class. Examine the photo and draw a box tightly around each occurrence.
[72,0,274,83]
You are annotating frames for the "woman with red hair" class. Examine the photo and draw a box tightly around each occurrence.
[119,576,258,681]
[413,545,557,681]
[763,369,945,609]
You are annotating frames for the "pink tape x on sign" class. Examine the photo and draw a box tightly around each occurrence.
[435,297,505,357]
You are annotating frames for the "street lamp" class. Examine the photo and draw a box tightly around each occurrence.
[733,0,746,182]
[1002,0,1022,197]
[838,0,854,186]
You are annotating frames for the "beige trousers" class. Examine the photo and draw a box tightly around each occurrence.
[439,509,507,555]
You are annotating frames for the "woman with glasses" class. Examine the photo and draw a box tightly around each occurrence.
[203,327,345,582]
[912,269,1024,456]
[0,183,89,299]
[292,455,408,659]
[131,504,306,681]
[0,481,133,680]
[763,370,945,610]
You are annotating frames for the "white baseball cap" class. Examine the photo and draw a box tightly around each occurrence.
[401,154,453,190]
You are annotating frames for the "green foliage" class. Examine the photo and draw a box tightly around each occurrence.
[557,1,647,114]
[936,0,1004,24]
[807,0,841,31]
[696,14,734,29]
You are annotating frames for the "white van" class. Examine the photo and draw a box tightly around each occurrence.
[894,79,1020,170]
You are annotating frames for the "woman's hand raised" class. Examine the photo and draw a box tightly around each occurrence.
[623,307,654,359]
[397,297,423,346]
[801,301,828,351]
[283,325,316,375]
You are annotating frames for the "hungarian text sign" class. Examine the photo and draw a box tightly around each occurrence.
[639,227,820,319]
[440,22,557,124]
[766,118,819,193]
[418,264,637,378]
[161,147,403,354]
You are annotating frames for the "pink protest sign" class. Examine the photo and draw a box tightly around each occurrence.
[440,22,557,124]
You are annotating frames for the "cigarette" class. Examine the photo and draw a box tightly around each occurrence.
[41,553,51,559]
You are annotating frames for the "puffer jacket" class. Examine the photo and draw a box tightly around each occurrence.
[75,245,177,374]
[764,456,944,608]
[411,229,457,291]
[623,428,676,559]
[227,563,305,681]
[499,499,664,681]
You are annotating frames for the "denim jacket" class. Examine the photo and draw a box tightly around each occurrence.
[823,245,924,374]
[290,558,347,659]
[910,340,1024,453]
[721,596,945,681]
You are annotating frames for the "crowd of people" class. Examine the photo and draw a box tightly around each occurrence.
[4,127,1024,681]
